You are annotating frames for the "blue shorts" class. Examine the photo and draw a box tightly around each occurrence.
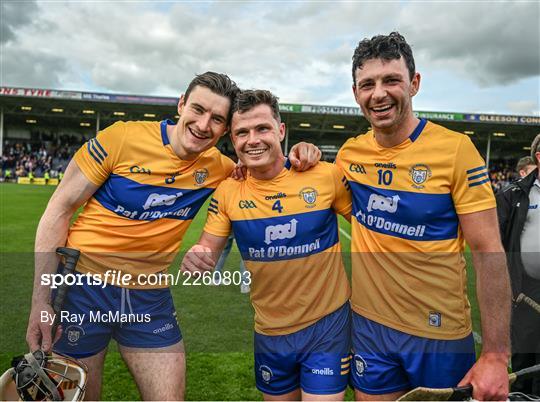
[53,274,182,358]
[254,302,351,396]
[351,313,475,394]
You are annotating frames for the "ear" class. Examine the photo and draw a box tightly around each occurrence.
[278,122,286,142]
[177,94,186,115]
[410,72,421,97]
[352,84,361,106]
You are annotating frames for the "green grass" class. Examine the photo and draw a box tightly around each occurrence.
[0,183,481,400]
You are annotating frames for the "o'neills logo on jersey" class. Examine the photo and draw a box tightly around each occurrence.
[264,219,297,245]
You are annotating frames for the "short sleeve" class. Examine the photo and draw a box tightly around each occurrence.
[203,183,232,237]
[220,154,235,177]
[73,121,125,186]
[452,135,496,214]
[331,164,352,217]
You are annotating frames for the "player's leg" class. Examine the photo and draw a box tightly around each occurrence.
[299,303,351,401]
[77,348,107,401]
[354,389,405,401]
[52,274,115,400]
[114,287,184,400]
[350,313,409,401]
[255,332,301,400]
[263,389,301,401]
[119,342,185,400]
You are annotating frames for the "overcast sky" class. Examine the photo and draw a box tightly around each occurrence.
[2,1,539,116]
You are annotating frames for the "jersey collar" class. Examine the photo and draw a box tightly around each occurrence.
[160,119,175,146]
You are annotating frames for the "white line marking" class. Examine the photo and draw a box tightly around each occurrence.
[339,227,351,240]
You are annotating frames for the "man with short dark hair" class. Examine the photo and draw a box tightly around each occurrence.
[182,89,353,401]
[336,32,511,401]
[516,156,536,178]
[497,134,540,396]
[26,73,321,400]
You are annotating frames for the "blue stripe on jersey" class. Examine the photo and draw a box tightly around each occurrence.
[208,206,218,214]
[93,138,108,158]
[90,139,105,161]
[469,178,491,188]
[87,141,102,164]
[160,120,174,146]
[349,181,459,241]
[231,208,339,261]
[409,118,427,142]
[466,165,486,175]
[467,171,489,181]
[93,174,213,221]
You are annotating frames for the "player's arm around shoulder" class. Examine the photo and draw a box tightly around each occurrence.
[457,209,511,401]
[28,161,100,352]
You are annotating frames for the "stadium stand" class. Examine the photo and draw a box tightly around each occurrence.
[1,86,539,186]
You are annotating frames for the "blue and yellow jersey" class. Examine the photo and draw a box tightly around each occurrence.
[335,119,496,339]
[204,161,352,335]
[68,120,234,288]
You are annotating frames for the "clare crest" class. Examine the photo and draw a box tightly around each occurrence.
[354,355,367,376]
[409,164,432,189]
[66,325,84,345]
[193,168,209,186]
[298,187,318,208]
[260,365,273,383]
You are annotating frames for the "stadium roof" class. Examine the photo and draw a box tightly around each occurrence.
[1,86,539,162]
[1,86,539,125]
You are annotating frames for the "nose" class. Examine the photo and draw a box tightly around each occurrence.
[247,130,260,145]
[196,113,212,132]
[372,81,387,101]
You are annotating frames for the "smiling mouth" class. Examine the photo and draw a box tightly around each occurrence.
[245,148,267,156]
[371,105,394,113]
[189,126,209,140]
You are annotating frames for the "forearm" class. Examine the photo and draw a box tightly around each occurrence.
[32,207,73,306]
[472,248,511,358]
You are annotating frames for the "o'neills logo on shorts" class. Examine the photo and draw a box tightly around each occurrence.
[153,322,175,334]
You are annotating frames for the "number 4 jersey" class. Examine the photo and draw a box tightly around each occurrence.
[204,160,352,336]
[336,119,496,339]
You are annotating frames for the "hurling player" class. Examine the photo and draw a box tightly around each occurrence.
[335,33,511,401]
[182,90,352,401]
[26,73,321,401]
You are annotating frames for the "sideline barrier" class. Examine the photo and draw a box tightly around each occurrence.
[17,177,59,186]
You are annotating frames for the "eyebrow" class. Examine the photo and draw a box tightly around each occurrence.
[191,102,227,121]
[357,72,404,85]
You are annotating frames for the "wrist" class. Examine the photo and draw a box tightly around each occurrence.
[480,351,510,364]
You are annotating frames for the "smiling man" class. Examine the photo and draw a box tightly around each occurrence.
[26,73,321,401]
[335,33,511,401]
[182,90,352,401]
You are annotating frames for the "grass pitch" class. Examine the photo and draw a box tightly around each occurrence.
[0,183,480,400]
